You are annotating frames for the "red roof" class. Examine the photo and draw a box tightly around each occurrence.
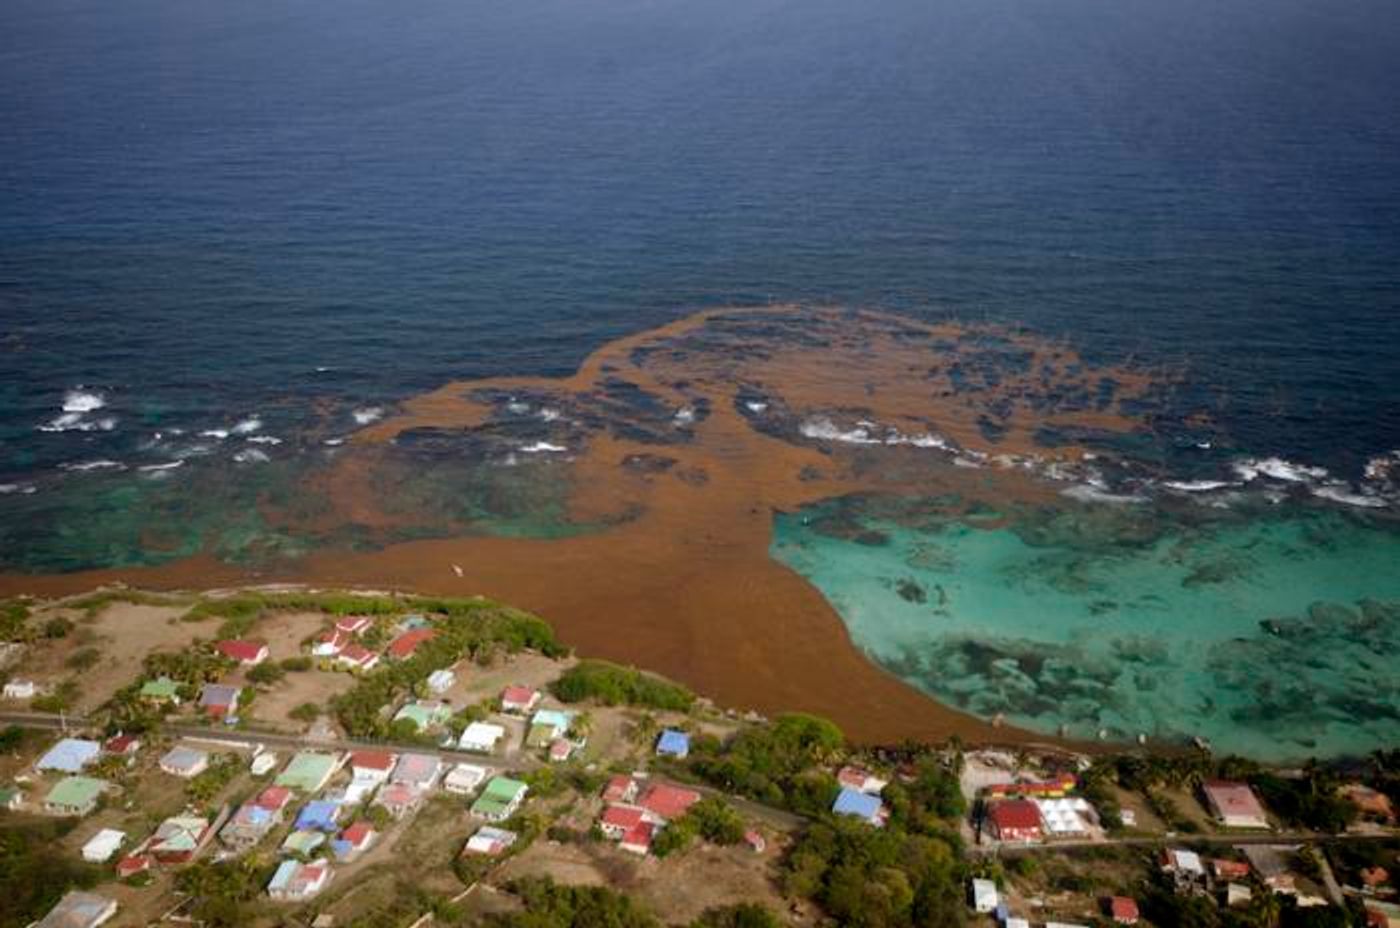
[602,805,646,830]
[216,639,268,663]
[350,750,397,772]
[341,821,375,846]
[502,685,537,705]
[256,786,293,811]
[1111,897,1140,921]
[116,854,152,877]
[989,799,1042,831]
[620,821,654,850]
[340,644,377,665]
[1212,859,1251,879]
[105,734,140,754]
[1204,780,1267,819]
[603,775,635,801]
[387,629,435,659]
[639,783,701,821]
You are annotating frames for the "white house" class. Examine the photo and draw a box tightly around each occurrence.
[159,746,210,779]
[426,669,456,695]
[2,680,36,700]
[81,829,126,863]
[458,721,506,754]
[444,764,488,795]
[971,878,999,913]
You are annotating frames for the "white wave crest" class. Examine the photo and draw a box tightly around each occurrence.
[37,412,116,433]
[323,437,346,447]
[352,407,383,425]
[1062,485,1148,505]
[506,401,530,415]
[230,416,262,435]
[744,401,768,413]
[200,429,230,439]
[139,461,184,473]
[1162,479,1233,493]
[538,407,561,422]
[62,389,106,413]
[520,441,567,453]
[246,435,282,445]
[799,417,881,445]
[60,460,125,473]
[673,406,696,425]
[233,449,270,464]
[1232,457,1328,483]
[0,482,37,495]
[1312,484,1388,509]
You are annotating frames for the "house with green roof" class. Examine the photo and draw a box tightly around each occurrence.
[275,752,342,793]
[469,776,527,822]
[526,709,575,748]
[280,829,326,857]
[392,701,451,732]
[43,776,107,816]
[139,676,181,704]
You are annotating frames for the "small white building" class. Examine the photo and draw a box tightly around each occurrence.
[971,878,999,913]
[2,680,36,700]
[458,721,506,754]
[159,746,210,779]
[81,829,126,863]
[251,752,279,776]
[444,763,489,795]
[426,669,456,695]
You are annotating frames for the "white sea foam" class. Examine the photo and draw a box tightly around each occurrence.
[233,449,270,464]
[506,401,530,415]
[1231,456,1328,483]
[230,416,262,435]
[200,429,230,439]
[62,389,106,413]
[0,482,37,495]
[1162,479,1233,493]
[799,417,881,445]
[744,401,768,413]
[538,407,561,423]
[1312,484,1387,509]
[323,437,346,446]
[139,461,184,473]
[520,441,567,453]
[246,435,282,445]
[1062,485,1148,505]
[673,406,696,425]
[60,460,125,473]
[352,407,383,425]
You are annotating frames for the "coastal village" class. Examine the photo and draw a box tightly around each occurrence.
[1,589,1398,927]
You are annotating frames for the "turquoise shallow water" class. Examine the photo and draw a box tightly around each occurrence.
[772,496,1400,761]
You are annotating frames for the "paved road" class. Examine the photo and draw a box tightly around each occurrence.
[2,711,525,773]
[971,829,1400,856]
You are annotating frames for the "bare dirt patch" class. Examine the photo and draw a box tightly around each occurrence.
[244,669,355,732]
[442,651,575,708]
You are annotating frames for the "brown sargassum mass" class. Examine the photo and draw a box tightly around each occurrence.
[1,306,1172,745]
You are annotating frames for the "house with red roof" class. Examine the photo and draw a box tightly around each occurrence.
[986,799,1043,843]
[216,639,270,666]
[1212,858,1251,882]
[115,854,153,879]
[638,783,701,823]
[336,644,380,673]
[333,821,376,860]
[501,685,541,714]
[1109,896,1140,925]
[254,786,293,813]
[312,628,350,658]
[335,616,373,636]
[599,804,647,840]
[1202,781,1270,829]
[620,821,655,855]
[103,734,141,761]
[837,765,889,795]
[603,774,638,804]
[984,773,1078,800]
[386,629,435,660]
[349,750,397,783]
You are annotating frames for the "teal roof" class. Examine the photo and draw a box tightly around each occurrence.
[276,752,339,791]
[44,776,106,809]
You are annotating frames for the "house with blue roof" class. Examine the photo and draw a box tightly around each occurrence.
[35,738,101,774]
[832,787,887,826]
[655,729,690,759]
[294,800,343,832]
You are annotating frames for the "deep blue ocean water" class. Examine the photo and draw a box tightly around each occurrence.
[4,0,1400,755]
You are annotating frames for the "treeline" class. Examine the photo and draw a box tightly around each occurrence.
[483,878,780,928]
[551,660,695,711]
[686,713,844,816]
[331,600,565,738]
[0,819,103,928]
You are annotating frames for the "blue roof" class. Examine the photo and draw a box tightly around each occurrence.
[294,800,341,831]
[36,738,101,773]
[832,787,883,822]
[656,729,690,755]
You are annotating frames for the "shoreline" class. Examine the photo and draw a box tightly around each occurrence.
[0,306,1168,752]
